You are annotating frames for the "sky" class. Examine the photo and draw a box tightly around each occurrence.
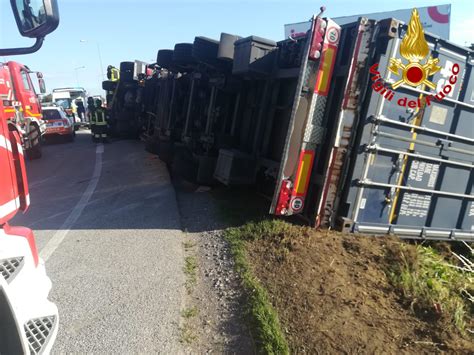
[1,0,472,96]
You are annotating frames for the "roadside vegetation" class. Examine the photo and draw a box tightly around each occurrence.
[224,218,473,353]
[180,239,199,344]
[387,242,473,334]
[224,221,290,354]
[184,256,198,292]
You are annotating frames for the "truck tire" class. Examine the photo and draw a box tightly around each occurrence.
[145,136,160,155]
[173,43,196,66]
[26,125,42,160]
[102,80,117,91]
[171,145,198,182]
[193,36,220,65]
[120,61,135,82]
[157,49,174,68]
[218,33,241,61]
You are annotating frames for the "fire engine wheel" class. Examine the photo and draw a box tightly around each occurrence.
[26,125,42,160]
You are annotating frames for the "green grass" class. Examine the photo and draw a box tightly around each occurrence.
[184,256,198,292]
[183,240,196,251]
[224,220,290,355]
[181,306,199,319]
[387,244,473,333]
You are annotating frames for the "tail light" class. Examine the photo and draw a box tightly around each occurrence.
[62,119,69,127]
[309,18,326,61]
[275,180,292,215]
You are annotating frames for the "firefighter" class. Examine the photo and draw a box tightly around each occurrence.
[107,65,120,81]
[75,99,86,122]
[93,99,108,143]
[87,96,95,122]
[87,97,96,140]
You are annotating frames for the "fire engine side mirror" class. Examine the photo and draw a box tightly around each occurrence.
[11,0,59,38]
[37,74,46,94]
[0,0,59,56]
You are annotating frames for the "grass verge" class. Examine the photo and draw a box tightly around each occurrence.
[224,220,290,355]
[184,256,198,292]
[181,306,199,319]
[387,243,473,334]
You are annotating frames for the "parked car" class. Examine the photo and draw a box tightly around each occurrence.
[42,106,75,141]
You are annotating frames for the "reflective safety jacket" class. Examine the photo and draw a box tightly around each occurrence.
[107,66,120,81]
[93,108,107,126]
[111,68,120,81]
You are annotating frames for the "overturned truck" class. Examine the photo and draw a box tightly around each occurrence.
[124,9,474,241]
[102,61,150,138]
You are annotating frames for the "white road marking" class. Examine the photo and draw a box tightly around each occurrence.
[40,144,104,261]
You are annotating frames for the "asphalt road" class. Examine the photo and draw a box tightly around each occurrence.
[13,131,186,353]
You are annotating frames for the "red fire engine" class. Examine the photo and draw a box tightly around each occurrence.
[0,0,60,353]
[0,61,47,160]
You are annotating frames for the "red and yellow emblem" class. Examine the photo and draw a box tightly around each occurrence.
[389,8,441,89]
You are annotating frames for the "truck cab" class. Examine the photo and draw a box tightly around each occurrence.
[0,61,47,160]
[0,0,60,353]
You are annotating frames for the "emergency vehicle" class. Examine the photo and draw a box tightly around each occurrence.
[0,0,60,353]
[0,61,47,160]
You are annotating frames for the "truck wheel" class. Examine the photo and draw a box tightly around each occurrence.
[102,80,117,91]
[193,36,219,64]
[218,33,241,61]
[26,125,42,160]
[120,61,135,82]
[145,136,160,155]
[171,145,198,182]
[173,43,196,66]
[157,49,174,68]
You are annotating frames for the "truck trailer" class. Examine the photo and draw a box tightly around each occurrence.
[109,8,473,241]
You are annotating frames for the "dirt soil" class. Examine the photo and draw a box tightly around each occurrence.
[246,228,474,354]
